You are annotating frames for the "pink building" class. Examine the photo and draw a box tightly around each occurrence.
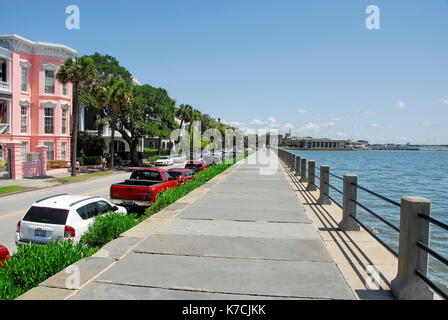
[0,34,76,179]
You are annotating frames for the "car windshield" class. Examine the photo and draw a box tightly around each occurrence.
[168,171,182,178]
[130,170,162,180]
[159,157,169,160]
[186,162,202,168]
[23,206,69,225]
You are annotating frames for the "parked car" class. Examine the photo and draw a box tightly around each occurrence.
[168,168,195,184]
[110,168,179,207]
[172,155,186,163]
[185,160,208,173]
[155,156,174,166]
[0,245,10,267]
[15,195,126,245]
[203,155,222,166]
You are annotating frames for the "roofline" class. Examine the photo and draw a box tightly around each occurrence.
[0,33,77,56]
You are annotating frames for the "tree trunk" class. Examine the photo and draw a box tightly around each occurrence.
[158,136,162,155]
[130,139,139,166]
[110,110,116,169]
[176,119,184,144]
[71,82,80,177]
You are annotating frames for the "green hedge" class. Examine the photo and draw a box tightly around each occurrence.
[81,212,139,248]
[0,241,97,300]
[83,156,103,165]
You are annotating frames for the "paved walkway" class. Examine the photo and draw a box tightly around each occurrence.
[64,151,354,300]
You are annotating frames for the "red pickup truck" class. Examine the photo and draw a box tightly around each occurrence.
[110,168,179,207]
[0,245,10,267]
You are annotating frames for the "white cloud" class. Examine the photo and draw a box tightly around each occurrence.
[363,110,376,115]
[371,123,380,127]
[422,121,432,126]
[303,122,320,131]
[440,98,448,105]
[283,123,294,129]
[321,121,336,127]
[336,131,346,137]
[227,121,245,127]
[267,117,277,123]
[395,101,405,109]
[250,118,265,125]
[297,109,307,114]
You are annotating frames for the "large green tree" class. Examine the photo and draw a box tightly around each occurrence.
[116,84,176,164]
[95,75,133,169]
[56,57,97,176]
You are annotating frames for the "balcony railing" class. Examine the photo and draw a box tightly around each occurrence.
[0,81,10,91]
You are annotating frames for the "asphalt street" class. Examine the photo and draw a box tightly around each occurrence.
[0,163,185,253]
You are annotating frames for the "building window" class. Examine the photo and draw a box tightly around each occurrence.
[21,106,28,133]
[0,59,6,83]
[0,100,7,125]
[61,142,67,160]
[21,142,28,161]
[44,70,55,94]
[62,108,68,134]
[21,66,28,92]
[62,83,67,96]
[44,142,54,160]
[44,107,54,134]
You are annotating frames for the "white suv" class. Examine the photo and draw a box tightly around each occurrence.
[155,156,174,166]
[15,194,127,245]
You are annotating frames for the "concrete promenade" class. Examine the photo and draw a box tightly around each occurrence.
[19,150,354,300]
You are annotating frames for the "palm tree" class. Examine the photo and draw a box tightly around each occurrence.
[56,57,97,176]
[188,108,202,134]
[175,104,188,130]
[95,75,133,169]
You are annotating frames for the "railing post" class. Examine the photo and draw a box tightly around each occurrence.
[294,155,301,176]
[300,158,307,182]
[307,160,317,191]
[391,196,435,300]
[339,174,360,231]
[318,165,331,205]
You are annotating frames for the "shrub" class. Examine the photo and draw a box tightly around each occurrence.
[77,132,105,157]
[81,212,139,248]
[0,240,96,300]
[83,156,103,165]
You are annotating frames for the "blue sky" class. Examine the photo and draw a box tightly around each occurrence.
[2,0,448,144]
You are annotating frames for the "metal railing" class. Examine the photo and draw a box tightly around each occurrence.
[276,148,448,300]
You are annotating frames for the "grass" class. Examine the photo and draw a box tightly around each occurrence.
[47,170,117,184]
[81,212,139,248]
[0,186,27,195]
[0,241,97,300]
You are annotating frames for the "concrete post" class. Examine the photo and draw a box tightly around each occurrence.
[6,142,23,179]
[35,145,48,177]
[300,158,307,182]
[318,165,331,205]
[391,197,435,300]
[294,155,301,176]
[307,160,317,191]
[339,174,360,231]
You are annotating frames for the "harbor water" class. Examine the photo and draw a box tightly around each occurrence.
[290,150,448,292]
